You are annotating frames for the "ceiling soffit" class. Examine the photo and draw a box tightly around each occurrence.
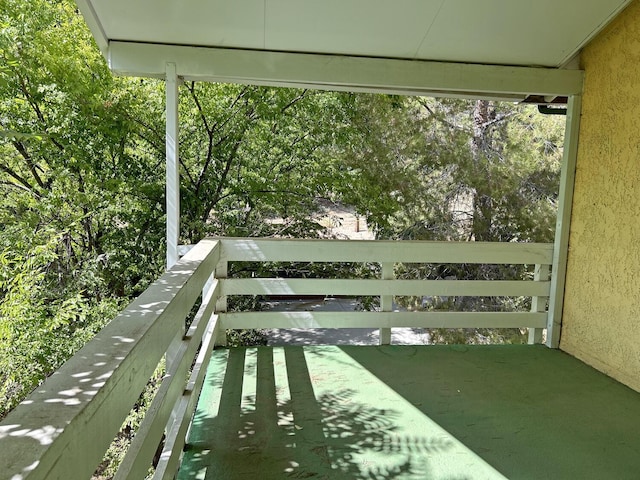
[76,0,632,97]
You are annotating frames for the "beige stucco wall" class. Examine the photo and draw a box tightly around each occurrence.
[561,0,640,392]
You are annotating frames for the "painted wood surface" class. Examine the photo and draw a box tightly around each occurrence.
[216,238,553,264]
[528,264,550,344]
[222,278,551,297]
[547,95,582,348]
[154,314,221,480]
[220,311,547,330]
[217,238,552,334]
[115,280,220,479]
[0,240,219,480]
[379,262,394,345]
[108,42,584,100]
[165,63,180,269]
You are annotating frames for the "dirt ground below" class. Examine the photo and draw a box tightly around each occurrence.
[262,297,431,346]
[314,199,374,240]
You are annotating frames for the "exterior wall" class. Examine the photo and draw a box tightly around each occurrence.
[561,0,640,392]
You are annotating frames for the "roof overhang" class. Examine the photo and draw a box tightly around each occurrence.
[75,0,633,100]
[108,42,584,102]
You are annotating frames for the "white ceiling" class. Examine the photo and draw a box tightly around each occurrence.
[82,0,630,68]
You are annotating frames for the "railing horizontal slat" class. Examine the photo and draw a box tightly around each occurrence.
[222,278,551,298]
[115,279,220,480]
[154,314,221,480]
[220,311,547,329]
[217,238,553,265]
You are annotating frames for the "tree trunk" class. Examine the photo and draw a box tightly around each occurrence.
[471,100,494,242]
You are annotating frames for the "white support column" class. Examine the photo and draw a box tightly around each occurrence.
[547,95,582,348]
[166,63,180,269]
[379,262,394,345]
[528,264,550,344]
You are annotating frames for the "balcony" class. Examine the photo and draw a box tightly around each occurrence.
[1,238,639,479]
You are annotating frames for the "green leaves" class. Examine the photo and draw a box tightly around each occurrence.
[177,84,360,241]
[0,0,165,418]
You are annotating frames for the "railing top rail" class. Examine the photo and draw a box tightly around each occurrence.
[0,239,220,480]
[213,238,553,265]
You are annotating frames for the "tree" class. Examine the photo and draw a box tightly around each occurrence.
[178,83,362,241]
[333,95,564,343]
[0,0,168,415]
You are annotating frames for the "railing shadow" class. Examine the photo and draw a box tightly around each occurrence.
[179,346,477,480]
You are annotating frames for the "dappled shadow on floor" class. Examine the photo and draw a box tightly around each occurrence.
[178,346,502,479]
[339,344,640,480]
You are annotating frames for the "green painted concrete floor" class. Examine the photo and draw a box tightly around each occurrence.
[178,345,640,479]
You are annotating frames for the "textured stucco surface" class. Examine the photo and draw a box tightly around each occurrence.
[561,0,640,392]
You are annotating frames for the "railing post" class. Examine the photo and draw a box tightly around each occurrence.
[528,263,550,344]
[167,272,215,426]
[380,262,394,345]
[214,259,228,346]
[547,94,582,348]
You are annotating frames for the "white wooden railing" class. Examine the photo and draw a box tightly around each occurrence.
[216,238,553,343]
[0,240,222,480]
[0,237,553,480]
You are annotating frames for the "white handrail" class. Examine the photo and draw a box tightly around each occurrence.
[217,238,553,264]
[0,239,220,480]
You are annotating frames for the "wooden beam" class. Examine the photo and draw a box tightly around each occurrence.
[379,262,394,345]
[528,264,550,344]
[214,258,229,347]
[547,95,582,348]
[217,238,554,265]
[220,311,547,330]
[108,42,584,99]
[221,278,551,298]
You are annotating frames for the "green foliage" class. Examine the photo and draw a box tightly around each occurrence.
[226,329,269,347]
[338,96,564,242]
[0,0,165,418]
[0,228,124,416]
[178,84,359,241]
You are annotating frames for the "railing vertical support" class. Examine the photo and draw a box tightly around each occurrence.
[547,94,582,348]
[215,259,228,346]
[166,62,180,269]
[168,272,215,426]
[380,262,394,345]
[528,264,550,344]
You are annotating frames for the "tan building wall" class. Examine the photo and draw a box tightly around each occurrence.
[561,0,640,392]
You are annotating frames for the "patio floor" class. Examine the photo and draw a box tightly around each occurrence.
[177,344,640,479]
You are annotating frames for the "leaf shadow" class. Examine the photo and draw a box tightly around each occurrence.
[178,346,467,480]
